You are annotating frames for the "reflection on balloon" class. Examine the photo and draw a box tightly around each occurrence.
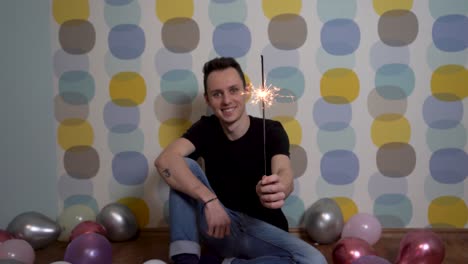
[97,203,138,242]
[143,260,167,264]
[70,221,107,241]
[342,212,382,245]
[6,212,61,249]
[351,255,391,264]
[64,233,112,264]
[0,230,14,244]
[0,259,26,264]
[0,239,35,264]
[57,204,96,242]
[303,198,344,244]
[395,229,445,264]
[333,237,376,264]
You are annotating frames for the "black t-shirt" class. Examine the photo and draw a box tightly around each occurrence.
[183,115,290,231]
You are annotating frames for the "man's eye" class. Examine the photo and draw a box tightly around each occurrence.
[212,92,221,98]
[230,88,240,94]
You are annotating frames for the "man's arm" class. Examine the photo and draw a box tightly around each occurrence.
[154,137,231,238]
[154,137,215,202]
[256,154,294,209]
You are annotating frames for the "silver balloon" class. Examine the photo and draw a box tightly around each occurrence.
[96,203,138,242]
[303,198,344,244]
[6,211,61,249]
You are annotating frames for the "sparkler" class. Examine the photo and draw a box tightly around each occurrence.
[248,56,294,175]
[249,55,281,175]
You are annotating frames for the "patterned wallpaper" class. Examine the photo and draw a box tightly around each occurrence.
[51,0,467,228]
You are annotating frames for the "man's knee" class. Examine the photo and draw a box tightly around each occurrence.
[184,158,202,172]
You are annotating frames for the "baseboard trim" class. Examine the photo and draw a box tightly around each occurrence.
[140,227,468,238]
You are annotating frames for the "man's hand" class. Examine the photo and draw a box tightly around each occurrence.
[256,174,287,209]
[204,199,231,239]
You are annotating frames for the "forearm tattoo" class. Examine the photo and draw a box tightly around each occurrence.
[161,168,171,178]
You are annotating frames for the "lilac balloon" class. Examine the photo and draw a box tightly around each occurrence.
[352,255,391,264]
[0,239,35,264]
[64,233,112,264]
[342,213,382,245]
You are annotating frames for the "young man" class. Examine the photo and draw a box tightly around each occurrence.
[155,57,326,264]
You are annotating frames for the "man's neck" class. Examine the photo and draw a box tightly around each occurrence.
[222,114,250,141]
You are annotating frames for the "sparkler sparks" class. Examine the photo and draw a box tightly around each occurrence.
[248,83,281,108]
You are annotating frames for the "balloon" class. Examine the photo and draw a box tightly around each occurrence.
[0,259,25,264]
[332,237,376,264]
[143,260,167,264]
[352,255,391,264]
[50,262,72,264]
[97,203,138,242]
[57,204,96,242]
[64,233,112,264]
[6,212,60,249]
[303,198,344,244]
[341,212,382,245]
[70,220,107,241]
[0,230,14,243]
[0,239,35,264]
[395,229,445,264]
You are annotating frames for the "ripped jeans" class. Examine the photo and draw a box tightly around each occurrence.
[168,158,327,264]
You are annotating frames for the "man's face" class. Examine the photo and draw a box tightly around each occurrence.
[204,67,248,126]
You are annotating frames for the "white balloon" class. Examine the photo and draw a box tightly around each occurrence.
[143,260,167,264]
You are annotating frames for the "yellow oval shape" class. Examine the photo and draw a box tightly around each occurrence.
[371,114,411,147]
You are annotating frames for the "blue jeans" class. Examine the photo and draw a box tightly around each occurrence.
[169,158,327,264]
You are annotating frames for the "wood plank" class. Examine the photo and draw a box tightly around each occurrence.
[34,228,468,263]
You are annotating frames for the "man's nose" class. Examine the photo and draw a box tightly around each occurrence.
[222,93,231,104]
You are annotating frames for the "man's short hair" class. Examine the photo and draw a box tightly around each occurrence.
[202,57,247,95]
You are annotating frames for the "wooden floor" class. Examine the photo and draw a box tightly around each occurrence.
[35,228,468,264]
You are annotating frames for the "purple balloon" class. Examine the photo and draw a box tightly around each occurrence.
[64,233,112,264]
[352,255,391,264]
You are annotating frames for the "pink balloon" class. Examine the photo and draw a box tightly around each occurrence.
[64,233,112,264]
[342,213,382,245]
[70,220,107,241]
[0,239,35,264]
[0,230,14,243]
[333,237,376,264]
[396,229,445,264]
[352,255,391,264]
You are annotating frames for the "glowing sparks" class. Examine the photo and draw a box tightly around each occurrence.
[248,82,281,108]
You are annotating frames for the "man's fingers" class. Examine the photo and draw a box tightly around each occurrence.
[260,175,279,185]
[261,192,285,202]
[262,199,284,209]
[212,223,230,239]
[260,184,279,194]
[208,225,215,237]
